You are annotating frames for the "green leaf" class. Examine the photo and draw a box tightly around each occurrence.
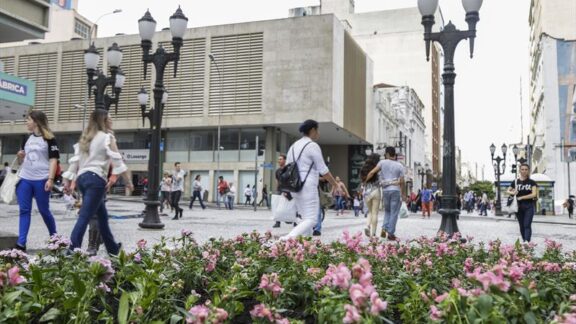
[72,274,86,296]
[515,287,531,302]
[3,290,23,304]
[118,292,129,324]
[170,314,184,324]
[476,294,493,315]
[39,307,61,322]
[523,311,537,324]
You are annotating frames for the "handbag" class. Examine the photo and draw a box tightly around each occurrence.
[503,179,518,214]
[399,202,409,219]
[0,159,20,205]
[271,193,297,222]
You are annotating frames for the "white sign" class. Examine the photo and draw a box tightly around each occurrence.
[120,149,149,162]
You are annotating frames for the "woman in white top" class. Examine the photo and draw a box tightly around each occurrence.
[63,109,133,255]
[15,111,60,251]
[283,120,338,239]
[227,182,236,210]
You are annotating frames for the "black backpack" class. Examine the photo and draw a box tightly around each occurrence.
[278,141,315,193]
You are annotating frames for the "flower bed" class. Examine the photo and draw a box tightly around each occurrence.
[1,231,576,323]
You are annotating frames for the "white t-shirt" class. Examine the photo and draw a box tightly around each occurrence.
[172,169,186,192]
[285,137,329,187]
[377,159,405,192]
[20,134,60,181]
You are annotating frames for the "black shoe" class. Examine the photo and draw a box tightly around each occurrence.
[273,222,280,228]
[172,215,178,220]
[312,230,321,236]
[15,243,26,252]
[293,222,297,227]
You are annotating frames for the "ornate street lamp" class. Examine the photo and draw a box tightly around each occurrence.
[418,0,483,237]
[417,163,430,190]
[137,7,188,229]
[84,42,125,113]
[490,143,507,216]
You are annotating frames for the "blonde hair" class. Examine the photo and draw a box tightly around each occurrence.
[28,110,54,140]
[79,109,110,153]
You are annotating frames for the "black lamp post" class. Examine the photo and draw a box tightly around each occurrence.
[418,0,482,236]
[137,7,188,229]
[84,42,126,112]
[490,143,507,216]
[417,163,430,189]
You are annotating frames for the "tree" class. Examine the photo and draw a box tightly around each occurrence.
[467,181,495,200]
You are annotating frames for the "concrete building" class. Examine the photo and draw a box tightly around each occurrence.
[0,14,373,201]
[290,0,444,175]
[528,0,576,201]
[1,0,95,47]
[0,0,51,43]
[372,84,427,193]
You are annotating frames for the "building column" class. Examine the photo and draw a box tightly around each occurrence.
[264,127,277,193]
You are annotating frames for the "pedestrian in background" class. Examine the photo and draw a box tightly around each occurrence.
[421,185,433,218]
[171,162,186,220]
[14,111,60,251]
[353,192,361,217]
[227,182,236,210]
[160,172,172,213]
[244,184,252,206]
[507,163,538,242]
[282,119,338,239]
[332,176,350,215]
[64,109,133,255]
[480,192,488,216]
[217,176,229,209]
[360,153,381,237]
[258,184,270,208]
[366,147,405,241]
[189,174,206,210]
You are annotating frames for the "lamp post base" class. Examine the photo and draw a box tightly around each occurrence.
[139,200,165,229]
[438,208,461,238]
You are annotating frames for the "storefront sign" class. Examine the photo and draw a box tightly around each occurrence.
[0,78,26,96]
[0,72,35,106]
[120,149,149,162]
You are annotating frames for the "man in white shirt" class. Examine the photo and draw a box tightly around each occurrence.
[171,162,186,220]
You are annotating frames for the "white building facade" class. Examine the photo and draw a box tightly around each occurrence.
[373,85,427,193]
[528,0,576,201]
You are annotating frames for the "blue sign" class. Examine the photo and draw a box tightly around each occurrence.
[260,162,274,169]
[0,78,27,96]
[51,0,72,10]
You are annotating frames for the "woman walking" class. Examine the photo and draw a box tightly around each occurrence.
[507,163,538,242]
[360,153,381,237]
[15,111,60,251]
[244,185,252,205]
[283,120,338,239]
[189,174,206,209]
[160,172,172,213]
[227,182,236,210]
[63,109,133,255]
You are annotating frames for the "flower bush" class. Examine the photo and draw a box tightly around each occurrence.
[0,231,576,323]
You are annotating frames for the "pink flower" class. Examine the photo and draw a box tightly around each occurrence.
[133,253,142,263]
[7,266,26,286]
[420,292,430,302]
[89,256,115,282]
[430,305,443,321]
[181,229,193,237]
[97,282,110,293]
[434,292,449,303]
[545,239,563,251]
[349,284,368,307]
[47,234,71,251]
[136,239,147,249]
[259,273,284,297]
[214,308,228,323]
[250,304,274,322]
[307,268,321,275]
[187,305,210,324]
[452,278,461,288]
[343,304,361,323]
[369,292,388,315]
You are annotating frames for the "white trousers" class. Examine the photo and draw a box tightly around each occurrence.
[283,182,319,239]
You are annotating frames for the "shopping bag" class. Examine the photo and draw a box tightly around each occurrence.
[271,194,297,222]
[0,159,19,205]
[503,196,518,214]
[399,202,409,219]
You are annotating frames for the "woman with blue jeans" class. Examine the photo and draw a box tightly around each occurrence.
[63,110,133,255]
[331,176,349,216]
[507,163,538,242]
[15,111,60,251]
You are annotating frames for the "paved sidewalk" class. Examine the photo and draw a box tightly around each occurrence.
[1,198,576,255]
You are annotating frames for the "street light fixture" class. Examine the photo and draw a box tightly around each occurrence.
[137,7,188,230]
[209,53,224,208]
[418,0,482,237]
[490,143,507,216]
[83,42,125,113]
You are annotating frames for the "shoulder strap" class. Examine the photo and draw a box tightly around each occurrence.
[296,141,313,162]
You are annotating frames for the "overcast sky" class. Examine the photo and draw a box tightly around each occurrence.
[78,0,531,181]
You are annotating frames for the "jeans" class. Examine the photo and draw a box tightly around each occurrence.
[189,190,206,209]
[354,206,360,216]
[382,190,401,235]
[171,190,183,213]
[227,195,234,210]
[365,188,381,236]
[259,195,270,208]
[517,202,535,242]
[313,208,323,232]
[480,203,487,215]
[218,192,227,208]
[335,195,345,213]
[70,172,119,255]
[16,178,57,246]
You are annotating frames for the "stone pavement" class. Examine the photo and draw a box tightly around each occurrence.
[1,196,576,254]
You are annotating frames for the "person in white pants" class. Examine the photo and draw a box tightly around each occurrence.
[283,120,338,239]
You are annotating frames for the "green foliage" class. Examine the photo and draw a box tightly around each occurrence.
[467,180,496,199]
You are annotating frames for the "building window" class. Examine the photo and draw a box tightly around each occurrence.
[74,19,91,39]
